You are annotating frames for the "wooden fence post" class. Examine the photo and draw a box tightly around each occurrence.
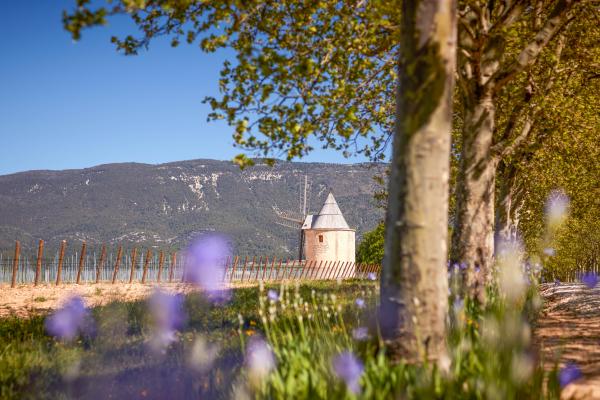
[308,260,320,280]
[229,256,239,282]
[141,248,151,284]
[273,259,283,280]
[76,241,87,284]
[96,244,106,283]
[238,256,249,283]
[300,260,312,280]
[128,247,138,284]
[157,250,165,283]
[326,261,338,280]
[56,240,67,286]
[253,256,262,281]
[112,246,123,284]
[34,239,44,286]
[168,252,176,283]
[286,259,295,280]
[10,240,20,288]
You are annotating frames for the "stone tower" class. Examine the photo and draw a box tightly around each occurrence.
[301,193,355,263]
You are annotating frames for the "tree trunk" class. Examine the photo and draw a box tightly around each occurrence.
[495,161,524,246]
[450,95,497,280]
[380,0,455,363]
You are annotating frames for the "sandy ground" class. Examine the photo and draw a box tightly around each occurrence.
[536,283,600,399]
[0,282,256,318]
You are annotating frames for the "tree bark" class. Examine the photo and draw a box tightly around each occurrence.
[380,0,455,362]
[450,95,498,277]
[495,161,524,246]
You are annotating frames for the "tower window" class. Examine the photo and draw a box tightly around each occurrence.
[318,235,324,243]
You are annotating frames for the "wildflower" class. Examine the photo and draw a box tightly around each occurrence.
[245,337,276,386]
[355,298,365,308]
[559,363,582,387]
[332,351,364,394]
[352,327,369,341]
[543,247,556,257]
[582,272,598,289]
[148,289,186,350]
[187,335,219,372]
[183,233,232,303]
[45,296,91,341]
[453,297,464,314]
[267,289,279,302]
[367,272,376,281]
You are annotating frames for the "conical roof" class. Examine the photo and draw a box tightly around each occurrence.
[310,193,351,230]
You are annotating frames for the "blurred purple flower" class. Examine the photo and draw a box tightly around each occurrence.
[543,247,556,257]
[332,351,364,394]
[559,363,582,387]
[267,289,279,302]
[245,337,276,381]
[554,279,561,287]
[355,298,365,308]
[148,289,187,350]
[184,233,232,302]
[582,272,598,289]
[367,272,376,281]
[453,297,464,313]
[352,327,369,341]
[45,296,91,341]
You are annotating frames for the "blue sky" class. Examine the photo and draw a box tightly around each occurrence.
[0,1,370,176]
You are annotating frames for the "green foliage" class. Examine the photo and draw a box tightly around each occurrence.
[63,0,400,162]
[356,223,384,265]
[249,280,559,399]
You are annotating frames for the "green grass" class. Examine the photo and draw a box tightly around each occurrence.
[0,280,560,399]
[0,281,374,400]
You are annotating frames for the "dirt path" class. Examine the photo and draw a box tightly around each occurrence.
[536,283,600,399]
[0,282,256,318]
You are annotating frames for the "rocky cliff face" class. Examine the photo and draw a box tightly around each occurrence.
[0,159,385,257]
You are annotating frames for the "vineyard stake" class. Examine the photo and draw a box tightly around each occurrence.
[112,246,123,284]
[76,241,87,284]
[96,244,106,283]
[128,248,138,284]
[168,252,176,283]
[229,256,239,282]
[157,250,164,283]
[238,256,249,283]
[56,240,67,286]
[141,248,151,284]
[10,240,20,288]
[34,239,44,286]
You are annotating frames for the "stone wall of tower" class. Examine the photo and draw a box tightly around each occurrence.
[303,229,355,263]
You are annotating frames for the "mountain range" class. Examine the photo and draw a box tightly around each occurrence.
[0,159,385,257]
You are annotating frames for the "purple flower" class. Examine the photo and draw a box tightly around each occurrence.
[267,289,279,302]
[184,233,232,302]
[367,272,376,281]
[582,272,598,289]
[543,247,556,257]
[245,337,276,382]
[332,351,364,394]
[554,279,561,287]
[355,298,365,308]
[352,327,369,341]
[45,296,91,341]
[559,363,582,387]
[148,289,187,350]
[453,297,464,313]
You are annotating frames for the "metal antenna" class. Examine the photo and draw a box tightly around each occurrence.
[273,175,310,260]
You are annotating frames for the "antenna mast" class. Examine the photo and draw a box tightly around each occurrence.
[273,174,310,260]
